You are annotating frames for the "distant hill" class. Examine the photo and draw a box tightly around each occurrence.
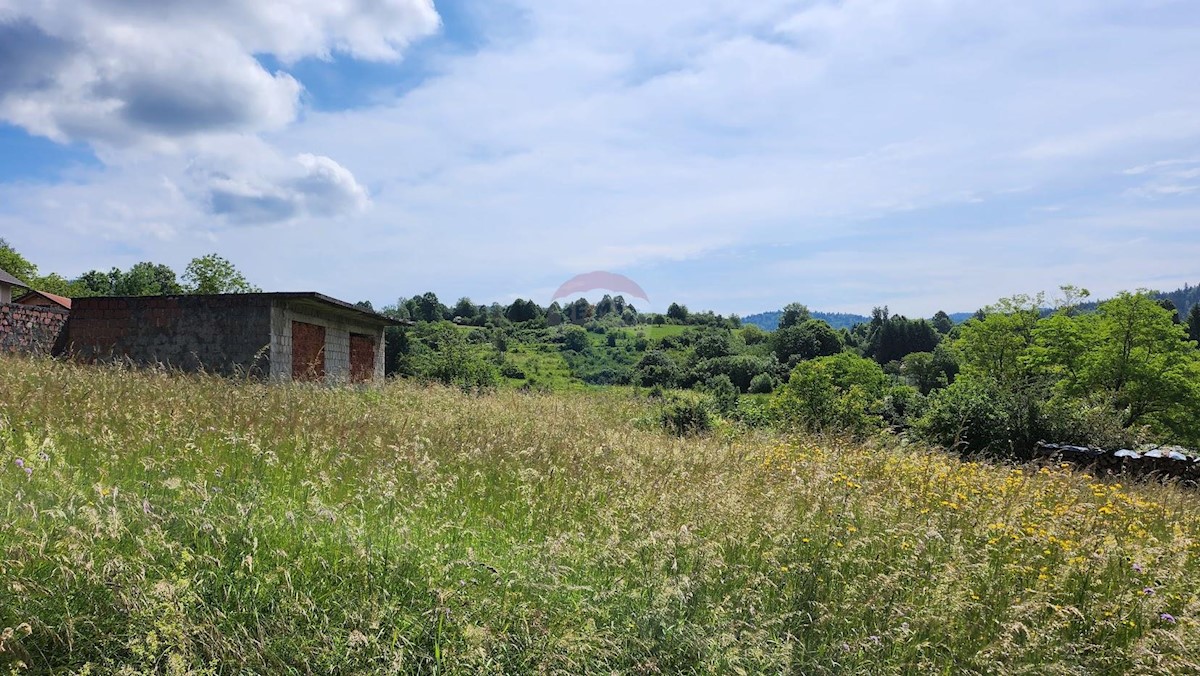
[1157,283,1200,316]
[741,310,870,332]
[742,282,1199,333]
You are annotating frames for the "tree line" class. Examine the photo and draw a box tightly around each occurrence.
[5,238,1200,455]
[0,239,258,297]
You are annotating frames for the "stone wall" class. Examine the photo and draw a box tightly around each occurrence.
[68,296,273,376]
[0,303,69,355]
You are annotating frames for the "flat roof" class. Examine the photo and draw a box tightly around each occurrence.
[74,292,404,326]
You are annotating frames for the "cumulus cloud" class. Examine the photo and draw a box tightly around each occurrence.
[190,145,370,224]
[0,0,439,148]
[7,0,1200,312]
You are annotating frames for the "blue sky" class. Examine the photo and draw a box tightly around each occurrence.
[2,0,1200,316]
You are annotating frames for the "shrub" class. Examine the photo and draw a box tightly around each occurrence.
[499,361,526,379]
[768,353,890,438]
[914,376,1013,456]
[559,325,591,352]
[659,396,712,436]
[748,372,775,394]
[694,354,773,392]
[636,350,681,388]
[703,374,739,416]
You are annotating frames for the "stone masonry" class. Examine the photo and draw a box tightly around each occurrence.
[0,303,69,355]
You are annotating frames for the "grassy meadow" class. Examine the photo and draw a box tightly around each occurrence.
[2,355,1200,673]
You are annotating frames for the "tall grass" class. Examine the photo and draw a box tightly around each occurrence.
[1,355,1198,673]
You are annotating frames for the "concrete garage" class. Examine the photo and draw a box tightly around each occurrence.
[68,293,398,383]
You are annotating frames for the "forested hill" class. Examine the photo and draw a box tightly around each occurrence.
[1159,284,1200,316]
[741,310,869,331]
[742,282,1200,332]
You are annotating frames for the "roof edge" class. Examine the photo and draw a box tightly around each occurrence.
[73,292,403,325]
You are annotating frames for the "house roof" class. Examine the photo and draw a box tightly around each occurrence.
[14,289,72,310]
[74,292,403,326]
[266,292,404,326]
[0,266,25,287]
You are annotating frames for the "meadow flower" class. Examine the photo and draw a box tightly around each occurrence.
[13,457,23,468]
[1160,613,1177,624]
[1144,587,1156,596]
[24,467,32,478]
[1133,563,1144,573]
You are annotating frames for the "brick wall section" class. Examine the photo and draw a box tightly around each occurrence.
[349,333,376,382]
[68,295,273,376]
[291,321,326,381]
[0,303,69,355]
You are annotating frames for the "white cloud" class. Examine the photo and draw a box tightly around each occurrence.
[0,0,438,148]
[5,0,1200,314]
[194,149,370,224]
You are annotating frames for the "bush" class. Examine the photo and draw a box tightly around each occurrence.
[636,350,681,388]
[659,396,712,436]
[560,325,590,352]
[732,395,774,427]
[703,374,739,416]
[499,361,526,379]
[741,324,768,345]
[914,376,1013,456]
[748,372,775,394]
[694,354,773,392]
[768,353,890,438]
[1035,394,1142,450]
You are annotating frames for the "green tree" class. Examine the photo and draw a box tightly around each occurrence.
[411,292,446,323]
[693,354,774,392]
[778,302,811,330]
[1077,292,1198,430]
[901,352,944,395]
[703,374,739,415]
[113,262,182,296]
[561,325,590,352]
[414,323,498,391]
[953,294,1044,387]
[692,332,732,361]
[0,238,37,285]
[931,310,954,335]
[452,297,478,321]
[636,350,681,388]
[183,254,258,294]
[75,270,115,296]
[741,324,768,345]
[915,375,1014,455]
[667,302,689,323]
[748,372,775,394]
[564,298,594,324]
[770,319,842,364]
[546,302,564,327]
[770,353,889,437]
[1187,304,1200,346]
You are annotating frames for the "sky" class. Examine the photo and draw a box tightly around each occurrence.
[2,0,1199,317]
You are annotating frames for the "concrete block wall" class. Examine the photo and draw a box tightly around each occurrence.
[68,296,273,376]
[0,303,69,355]
[270,300,386,384]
